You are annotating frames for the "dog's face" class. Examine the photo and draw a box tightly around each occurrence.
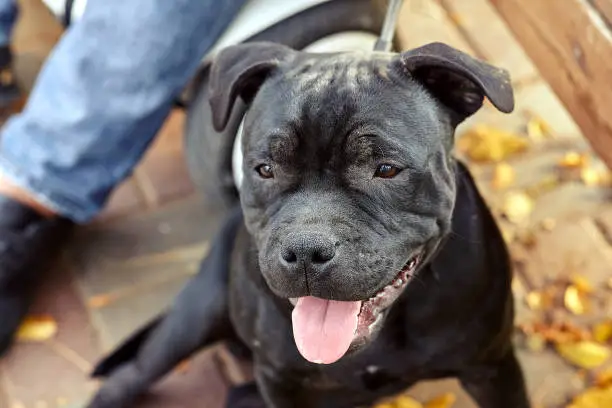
[209,42,513,365]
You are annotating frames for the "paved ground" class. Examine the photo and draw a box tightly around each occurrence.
[1,1,611,407]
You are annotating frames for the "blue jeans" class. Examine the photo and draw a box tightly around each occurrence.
[0,0,247,222]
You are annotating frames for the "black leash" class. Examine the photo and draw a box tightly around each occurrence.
[62,0,75,27]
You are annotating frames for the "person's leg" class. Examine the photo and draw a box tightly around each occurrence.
[1,0,247,221]
[0,0,19,106]
[0,0,247,355]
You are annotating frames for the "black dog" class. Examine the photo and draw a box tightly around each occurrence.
[86,42,530,408]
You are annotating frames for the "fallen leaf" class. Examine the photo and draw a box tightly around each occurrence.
[526,291,544,310]
[564,285,588,315]
[16,315,58,342]
[375,395,423,408]
[580,168,599,186]
[580,166,612,187]
[526,117,553,141]
[524,175,561,198]
[594,321,612,344]
[558,152,590,169]
[595,368,612,388]
[556,341,611,369]
[394,396,424,408]
[567,385,612,408]
[520,319,593,344]
[571,275,594,294]
[491,162,515,190]
[544,321,592,343]
[501,191,534,224]
[525,289,555,311]
[88,294,114,308]
[174,359,191,374]
[424,393,456,408]
[457,125,529,163]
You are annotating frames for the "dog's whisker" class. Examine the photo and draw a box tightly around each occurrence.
[448,229,483,244]
[408,272,427,288]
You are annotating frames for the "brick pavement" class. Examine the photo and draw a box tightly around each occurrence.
[1,1,611,407]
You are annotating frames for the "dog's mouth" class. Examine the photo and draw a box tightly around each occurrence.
[289,252,422,365]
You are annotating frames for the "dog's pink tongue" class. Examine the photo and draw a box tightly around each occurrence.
[291,296,361,364]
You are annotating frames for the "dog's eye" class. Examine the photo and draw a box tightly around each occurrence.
[374,164,401,179]
[256,164,274,179]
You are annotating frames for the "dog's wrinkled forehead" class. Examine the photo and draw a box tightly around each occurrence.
[275,54,410,117]
[262,54,388,117]
[283,53,388,90]
[244,53,449,159]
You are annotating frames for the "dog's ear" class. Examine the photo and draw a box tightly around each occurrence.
[396,42,514,123]
[209,42,296,132]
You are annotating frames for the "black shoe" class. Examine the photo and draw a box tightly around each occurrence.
[0,194,73,356]
[0,46,20,108]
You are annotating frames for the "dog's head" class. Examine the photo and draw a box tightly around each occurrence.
[208,42,513,365]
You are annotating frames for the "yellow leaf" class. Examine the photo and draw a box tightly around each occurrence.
[579,167,612,187]
[524,175,561,198]
[567,385,612,408]
[594,321,612,344]
[374,395,423,408]
[491,163,515,190]
[526,117,553,141]
[595,368,612,388]
[564,285,588,315]
[571,275,594,294]
[394,395,423,408]
[457,125,529,163]
[580,168,603,187]
[88,294,115,308]
[526,291,544,310]
[558,152,590,169]
[424,393,456,408]
[556,341,611,369]
[16,315,58,342]
[501,191,534,224]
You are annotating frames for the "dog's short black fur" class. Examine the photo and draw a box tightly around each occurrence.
[86,42,530,408]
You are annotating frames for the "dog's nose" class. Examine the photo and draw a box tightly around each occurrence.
[280,233,337,270]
